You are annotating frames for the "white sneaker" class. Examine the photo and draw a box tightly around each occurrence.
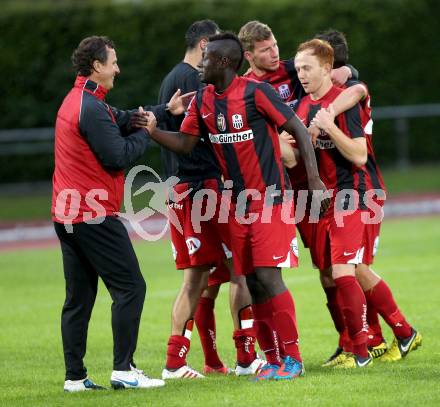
[110,366,165,389]
[64,377,105,392]
[235,356,267,376]
[161,365,205,379]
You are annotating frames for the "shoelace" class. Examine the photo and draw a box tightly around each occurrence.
[130,365,152,379]
[284,359,301,373]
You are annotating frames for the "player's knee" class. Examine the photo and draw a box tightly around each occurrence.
[255,268,286,297]
[245,274,266,302]
[245,274,259,294]
[201,284,220,300]
[181,278,207,297]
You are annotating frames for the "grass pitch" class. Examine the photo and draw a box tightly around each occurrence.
[1,216,440,406]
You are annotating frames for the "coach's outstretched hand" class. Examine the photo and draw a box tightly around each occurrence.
[167,89,197,115]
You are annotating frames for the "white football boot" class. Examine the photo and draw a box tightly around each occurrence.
[235,355,267,376]
[111,365,165,389]
[64,377,105,392]
[161,365,205,379]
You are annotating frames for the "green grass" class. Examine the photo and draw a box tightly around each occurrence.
[1,216,440,406]
[380,164,440,194]
[1,164,440,222]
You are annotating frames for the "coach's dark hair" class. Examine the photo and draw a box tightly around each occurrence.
[209,31,244,71]
[185,19,219,50]
[315,29,348,68]
[72,36,115,76]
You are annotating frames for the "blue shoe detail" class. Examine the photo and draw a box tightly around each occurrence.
[273,356,304,380]
[251,364,279,382]
[115,378,139,387]
[82,378,106,390]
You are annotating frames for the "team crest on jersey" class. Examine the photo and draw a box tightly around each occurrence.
[278,84,291,100]
[232,114,243,130]
[217,113,227,132]
[186,237,201,255]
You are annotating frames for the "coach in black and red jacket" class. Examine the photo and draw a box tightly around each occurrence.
[52,36,187,392]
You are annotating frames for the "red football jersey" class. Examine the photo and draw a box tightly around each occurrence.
[344,80,386,193]
[244,60,305,107]
[181,76,295,209]
[294,85,367,199]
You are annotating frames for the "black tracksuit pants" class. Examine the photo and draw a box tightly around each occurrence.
[54,217,146,380]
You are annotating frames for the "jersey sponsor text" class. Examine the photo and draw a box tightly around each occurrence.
[209,130,254,144]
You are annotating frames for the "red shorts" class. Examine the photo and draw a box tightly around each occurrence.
[207,261,231,287]
[296,211,315,249]
[293,187,314,248]
[360,198,384,265]
[229,202,298,276]
[361,222,381,265]
[168,179,231,270]
[310,206,366,271]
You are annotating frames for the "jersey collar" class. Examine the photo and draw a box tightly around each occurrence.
[74,75,109,101]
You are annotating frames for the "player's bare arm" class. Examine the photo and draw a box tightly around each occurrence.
[330,65,352,87]
[309,84,367,146]
[279,131,297,168]
[282,113,320,181]
[282,113,330,212]
[147,110,198,154]
[313,104,367,167]
[331,84,368,116]
[130,90,196,129]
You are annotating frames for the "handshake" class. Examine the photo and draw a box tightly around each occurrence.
[133,107,157,135]
[130,89,196,135]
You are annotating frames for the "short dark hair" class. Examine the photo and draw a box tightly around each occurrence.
[185,19,219,49]
[208,31,244,71]
[71,36,115,76]
[315,29,348,68]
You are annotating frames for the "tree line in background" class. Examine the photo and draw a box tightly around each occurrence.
[0,0,439,182]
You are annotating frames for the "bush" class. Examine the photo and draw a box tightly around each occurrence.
[0,0,439,181]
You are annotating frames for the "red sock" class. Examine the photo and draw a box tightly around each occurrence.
[334,276,368,358]
[194,297,223,368]
[233,328,257,366]
[165,335,191,369]
[233,305,257,366]
[270,290,302,362]
[365,296,385,347]
[251,301,281,366]
[341,329,353,353]
[365,280,412,339]
[323,286,346,347]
